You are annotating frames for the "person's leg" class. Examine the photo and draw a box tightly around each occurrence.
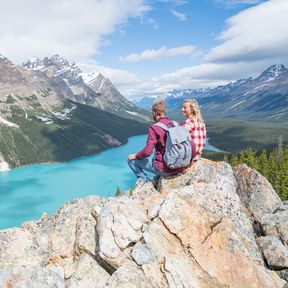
[128,157,174,181]
[153,165,171,177]
[128,157,156,182]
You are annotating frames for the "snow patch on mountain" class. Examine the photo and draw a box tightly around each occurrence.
[0,116,19,128]
[248,83,270,94]
[125,110,139,116]
[49,106,77,120]
[80,71,100,85]
[98,78,106,91]
[229,100,247,110]
[22,57,45,71]
[81,72,110,92]
[35,105,76,124]
[0,161,10,172]
[35,115,54,124]
[267,111,287,120]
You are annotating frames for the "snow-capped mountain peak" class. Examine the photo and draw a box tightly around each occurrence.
[22,57,44,70]
[43,54,75,71]
[81,72,112,91]
[258,64,288,81]
[23,54,83,85]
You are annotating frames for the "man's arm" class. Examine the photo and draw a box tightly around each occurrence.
[135,126,157,160]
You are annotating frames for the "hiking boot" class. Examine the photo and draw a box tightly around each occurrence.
[151,176,160,188]
[134,178,151,189]
[131,178,154,195]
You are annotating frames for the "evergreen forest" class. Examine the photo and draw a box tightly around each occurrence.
[225,136,288,201]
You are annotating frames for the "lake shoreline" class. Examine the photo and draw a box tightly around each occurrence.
[0,134,226,229]
[0,138,129,173]
[0,135,224,173]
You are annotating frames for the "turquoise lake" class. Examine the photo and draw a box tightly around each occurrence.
[0,135,222,229]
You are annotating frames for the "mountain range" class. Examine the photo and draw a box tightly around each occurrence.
[0,53,150,169]
[21,54,150,121]
[134,64,288,122]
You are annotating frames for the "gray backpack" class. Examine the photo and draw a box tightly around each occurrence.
[154,121,192,169]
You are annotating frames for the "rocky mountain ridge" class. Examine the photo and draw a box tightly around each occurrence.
[0,53,150,169]
[0,159,287,287]
[135,64,288,122]
[21,54,150,121]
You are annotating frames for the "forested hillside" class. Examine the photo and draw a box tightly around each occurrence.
[225,139,288,200]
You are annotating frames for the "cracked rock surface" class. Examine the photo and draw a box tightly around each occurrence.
[0,159,287,287]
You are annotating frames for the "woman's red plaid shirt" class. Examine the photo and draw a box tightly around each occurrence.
[182,118,206,161]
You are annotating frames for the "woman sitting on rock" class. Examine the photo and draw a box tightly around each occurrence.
[181,99,206,163]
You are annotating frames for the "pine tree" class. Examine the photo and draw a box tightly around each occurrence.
[245,148,259,171]
[268,149,280,193]
[239,150,245,164]
[115,186,121,197]
[259,149,269,179]
[235,144,288,201]
[223,154,228,162]
[278,145,288,200]
[239,147,259,171]
[277,134,284,162]
[230,154,239,167]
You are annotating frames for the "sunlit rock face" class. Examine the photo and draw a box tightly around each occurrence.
[0,159,287,287]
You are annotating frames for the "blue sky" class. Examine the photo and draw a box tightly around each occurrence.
[0,0,287,99]
[97,0,249,77]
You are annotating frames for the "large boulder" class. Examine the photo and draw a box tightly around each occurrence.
[234,164,282,221]
[261,201,288,245]
[0,159,287,287]
[257,236,288,270]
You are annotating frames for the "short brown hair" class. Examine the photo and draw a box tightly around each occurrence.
[152,100,166,116]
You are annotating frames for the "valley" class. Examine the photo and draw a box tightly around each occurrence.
[135,64,288,155]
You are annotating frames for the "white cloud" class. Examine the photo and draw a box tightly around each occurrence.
[1,0,286,102]
[214,0,264,8]
[116,62,262,99]
[80,61,250,99]
[79,60,141,88]
[80,0,288,100]
[0,0,150,64]
[171,9,187,21]
[119,45,200,62]
[159,0,188,5]
[147,18,159,29]
[140,17,159,29]
[86,0,288,100]
[206,0,288,63]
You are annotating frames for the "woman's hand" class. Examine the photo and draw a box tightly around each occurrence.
[128,154,137,161]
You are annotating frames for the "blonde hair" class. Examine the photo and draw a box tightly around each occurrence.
[152,100,167,116]
[183,99,204,123]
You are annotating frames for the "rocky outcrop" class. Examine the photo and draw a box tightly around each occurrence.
[0,160,287,287]
[0,153,9,172]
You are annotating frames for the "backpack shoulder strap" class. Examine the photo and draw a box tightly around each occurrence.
[153,122,169,131]
[172,121,179,127]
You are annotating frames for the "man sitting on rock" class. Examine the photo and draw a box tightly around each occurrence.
[128,100,188,187]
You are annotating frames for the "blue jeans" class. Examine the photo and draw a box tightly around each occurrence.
[128,158,170,182]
